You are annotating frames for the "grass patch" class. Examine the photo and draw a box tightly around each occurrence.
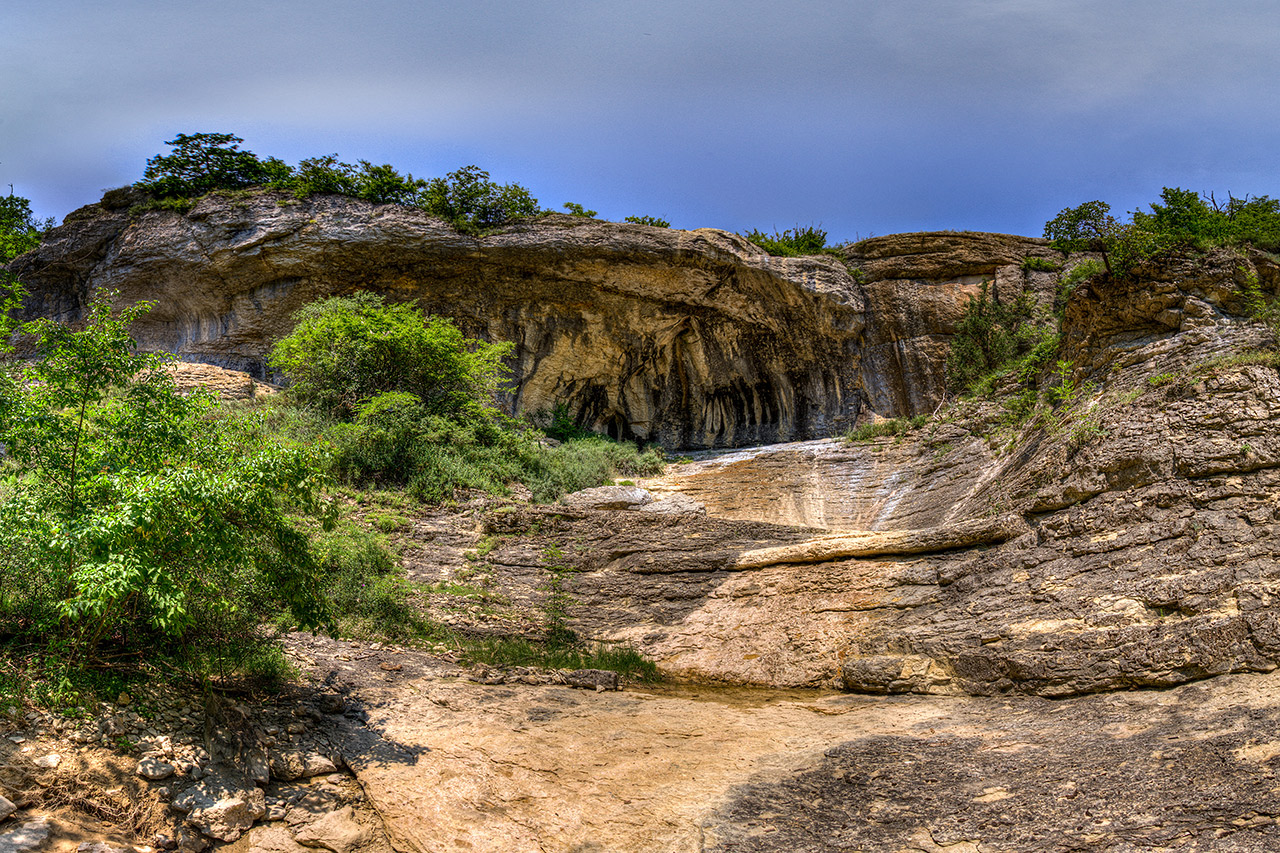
[846,415,929,443]
[460,636,661,682]
[1021,256,1061,272]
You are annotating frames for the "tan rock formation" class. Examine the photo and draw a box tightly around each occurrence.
[9,192,1051,447]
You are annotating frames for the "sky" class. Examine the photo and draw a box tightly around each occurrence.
[5,0,1280,241]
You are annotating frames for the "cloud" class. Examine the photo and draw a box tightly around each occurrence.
[5,0,1280,235]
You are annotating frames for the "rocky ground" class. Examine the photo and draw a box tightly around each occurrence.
[6,232,1280,849]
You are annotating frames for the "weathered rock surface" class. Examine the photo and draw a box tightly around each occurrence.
[391,248,1280,700]
[292,629,1280,853]
[0,819,49,853]
[9,193,1053,446]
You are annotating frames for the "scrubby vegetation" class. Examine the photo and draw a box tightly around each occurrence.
[1044,187,1280,277]
[742,225,836,257]
[624,215,670,228]
[0,266,664,706]
[946,283,1059,398]
[846,415,929,443]
[134,133,541,233]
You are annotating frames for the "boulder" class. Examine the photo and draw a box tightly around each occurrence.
[291,806,370,853]
[560,485,654,510]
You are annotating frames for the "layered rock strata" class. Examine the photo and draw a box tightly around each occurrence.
[8,191,1053,447]
[404,249,1280,698]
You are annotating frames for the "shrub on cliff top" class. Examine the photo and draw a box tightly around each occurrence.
[134,133,542,232]
[743,225,830,257]
[1045,188,1280,278]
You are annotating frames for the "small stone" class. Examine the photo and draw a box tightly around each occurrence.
[291,806,370,853]
[246,827,308,853]
[560,485,654,511]
[78,842,126,853]
[187,790,267,842]
[377,662,401,672]
[0,819,50,853]
[32,754,60,769]
[137,757,176,781]
[0,796,15,821]
[176,828,208,853]
[562,669,620,691]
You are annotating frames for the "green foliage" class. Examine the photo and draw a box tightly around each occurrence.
[1043,200,1121,253]
[743,225,829,257]
[136,133,278,199]
[419,165,540,232]
[946,282,1057,396]
[1021,256,1061,272]
[269,292,513,420]
[1,192,51,264]
[309,518,431,641]
[0,292,333,668]
[1045,188,1280,279]
[562,202,597,218]
[459,636,660,682]
[267,295,661,504]
[523,436,664,503]
[1056,259,1104,313]
[846,415,929,443]
[624,215,670,228]
[1048,359,1078,406]
[134,134,541,233]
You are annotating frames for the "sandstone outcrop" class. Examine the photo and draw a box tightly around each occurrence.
[8,192,1052,447]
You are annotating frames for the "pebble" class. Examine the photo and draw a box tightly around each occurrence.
[32,754,60,770]
[0,796,15,821]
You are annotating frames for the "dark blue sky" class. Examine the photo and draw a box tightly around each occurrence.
[5,0,1280,242]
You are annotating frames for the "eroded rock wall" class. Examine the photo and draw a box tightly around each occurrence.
[467,249,1280,698]
[8,191,1054,447]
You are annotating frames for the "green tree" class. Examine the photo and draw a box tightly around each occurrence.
[563,202,597,218]
[269,292,514,420]
[419,165,541,232]
[624,215,670,228]
[1,191,51,264]
[0,291,333,663]
[136,132,275,199]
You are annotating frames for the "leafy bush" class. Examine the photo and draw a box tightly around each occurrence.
[0,291,333,667]
[624,215,670,228]
[1,192,51,264]
[1021,257,1061,272]
[1045,188,1280,278]
[524,436,664,503]
[562,202,597,218]
[267,295,661,504]
[418,165,540,232]
[743,225,830,257]
[947,282,1057,396]
[134,134,543,233]
[269,292,513,419]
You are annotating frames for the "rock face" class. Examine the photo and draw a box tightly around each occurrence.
[386,247,1280,700]
[8,191,1053,447]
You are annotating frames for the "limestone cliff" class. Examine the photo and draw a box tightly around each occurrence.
[390,246,1280,699]
[7,190,1053,448]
